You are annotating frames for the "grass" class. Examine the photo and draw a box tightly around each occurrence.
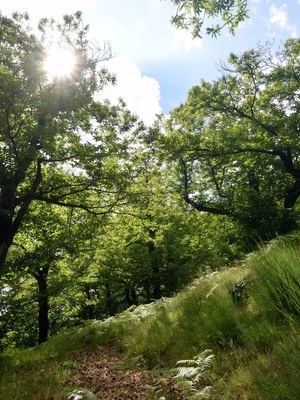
[124,267,250,366]
[1,232,300,399]
[0,319,127,400]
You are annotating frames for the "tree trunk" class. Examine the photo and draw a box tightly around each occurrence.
[0,240,12,275]
[35,266,50,344]
[0,159,42,276]
[147,229,161,300]
[84,286,95,319]
[0,182,15,274]
[105,284,113,316]
[124,287,138,306]
[284,179,300,210]
[281,179,300,233]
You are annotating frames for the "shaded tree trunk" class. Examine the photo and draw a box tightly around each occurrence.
[105,284,113,316]
[0,180,15,273]
[284,179,300,210]
[147,229,161,300]
[0,159,43,275]
[281,178,300,233]
[34,266,50,344]
[84,286,95,319]
[124,287,138,306]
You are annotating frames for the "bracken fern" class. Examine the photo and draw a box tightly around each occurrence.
[175,349,214,398]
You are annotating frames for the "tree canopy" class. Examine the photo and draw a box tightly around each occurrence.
[0,12,140,275]
[1,9,300,349]
[163,39,300,239]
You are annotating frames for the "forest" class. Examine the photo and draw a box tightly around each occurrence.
[1,4,300,399]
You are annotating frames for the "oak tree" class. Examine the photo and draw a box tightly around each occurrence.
[0,12,136,275]
[164,39,300,240]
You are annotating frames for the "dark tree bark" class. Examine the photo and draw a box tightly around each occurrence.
[84,286,95,319]
[147,229,161,300]
[34,266,50,344]
[124,287,138,306]
[284,180,300,210]
[105,284,113,316]
[0,159,42,275]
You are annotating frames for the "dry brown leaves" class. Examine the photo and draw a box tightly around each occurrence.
[63,344,188,399]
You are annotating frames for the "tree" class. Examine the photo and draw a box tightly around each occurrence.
[1,201,98,344]
[168,0,249,38]
[72,123,246,319]
[0,12,138,275]
[163,39,300,241]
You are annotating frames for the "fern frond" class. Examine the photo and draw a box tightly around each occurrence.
[195,353,214,369]
[176,359,198,367]
[193,386,213,398]
[175,349,215,396]
[193,370,210,385]
[194,349,214,362]
[176,366,200,379]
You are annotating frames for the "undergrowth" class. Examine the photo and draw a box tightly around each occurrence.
[1,232,300,399]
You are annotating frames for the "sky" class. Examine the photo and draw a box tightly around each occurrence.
[1,0,300,125]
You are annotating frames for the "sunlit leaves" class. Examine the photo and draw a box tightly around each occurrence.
[0,12,132,273]
[169,0,249,38]
[164,39,300,239]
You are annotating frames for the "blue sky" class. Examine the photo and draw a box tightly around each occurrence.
[1,0,300,124]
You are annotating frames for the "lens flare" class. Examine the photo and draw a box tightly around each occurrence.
[44,47,76,78]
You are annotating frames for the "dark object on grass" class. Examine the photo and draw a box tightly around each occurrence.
[231,280,252,304]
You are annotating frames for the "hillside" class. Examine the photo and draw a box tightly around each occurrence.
[1,233,300,399]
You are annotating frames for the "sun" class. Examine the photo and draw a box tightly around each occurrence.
[44,46,76,79]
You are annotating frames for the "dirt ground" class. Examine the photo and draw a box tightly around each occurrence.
[63,344,188,399]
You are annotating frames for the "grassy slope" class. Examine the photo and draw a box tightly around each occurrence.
[1,233,300,399]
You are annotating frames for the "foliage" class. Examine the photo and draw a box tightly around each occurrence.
[2,10,300,400]
[175,349,214,398]
[1,234,300,399]
[249,234,300,320]
[0,320,118,400]
[124,268,243,367]
[125,234,300,399]
[0,202,98,348]
[0,11,140,275]
[60,132,245,324]
[0,11,148,347]
[168,0,249,38]
[163,39,300,243]
[0,95,245,349]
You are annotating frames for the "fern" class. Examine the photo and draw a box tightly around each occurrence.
[175,349,214,397]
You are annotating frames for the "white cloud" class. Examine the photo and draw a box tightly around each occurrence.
[87,1,203,65]
[173,29,203,52]
[97,57,162,126]
[269,4,297,37]
[3,1,203,66]
[149,0,162,7]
